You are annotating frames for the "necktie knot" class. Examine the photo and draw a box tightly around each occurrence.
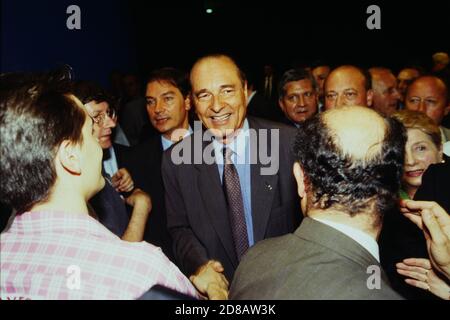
[223,147,234,165]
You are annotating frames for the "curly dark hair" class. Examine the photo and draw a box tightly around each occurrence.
[292,112,406,218]
[0,70,85,213]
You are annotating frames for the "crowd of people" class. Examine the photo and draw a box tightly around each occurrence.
[0,51,449,300]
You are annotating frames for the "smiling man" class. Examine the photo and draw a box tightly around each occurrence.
[277,68,319,127]
[161,54,301,299]
[123,67,192,262]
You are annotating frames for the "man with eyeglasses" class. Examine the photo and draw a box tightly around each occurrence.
[405,76,450,143]
[74,82,152,242]
[324,65,373,110]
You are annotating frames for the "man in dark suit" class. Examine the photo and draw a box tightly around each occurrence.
[230,106,406,299]
[124,68,192,262]
[277,68,319,127]
[162,54,301,299]
[74,82,151,242]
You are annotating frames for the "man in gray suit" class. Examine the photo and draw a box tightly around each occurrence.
[230,106,406,300]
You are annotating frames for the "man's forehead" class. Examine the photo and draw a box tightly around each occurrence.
[191,57,241,87]
[408,78,446,97]
[327,68,365,89]
[146,80,179,94]
[286,79,313,91]
[86,100,109,112]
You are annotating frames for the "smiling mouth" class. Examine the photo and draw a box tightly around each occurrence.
[405,169,424,178]
[155,117,169,123]
[294,108,308,113]
[210,114,231,122]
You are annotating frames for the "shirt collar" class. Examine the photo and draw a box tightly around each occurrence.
[213,119,250,164]
[312,217,380,262]
[161,126,193,151]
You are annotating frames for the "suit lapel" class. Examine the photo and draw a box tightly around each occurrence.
[195,141,238,267]
[248,118,279,242]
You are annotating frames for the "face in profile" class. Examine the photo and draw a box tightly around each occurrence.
[84,101,116,149]
[312,66,330,97]
[402,128,441,197]
[145,80,190,141]
[73,97,105,199]
[279,79,318,124]
[371,70,401,116]
[405,77,450,125]
[324,66,372,110]
[191,56,247,143]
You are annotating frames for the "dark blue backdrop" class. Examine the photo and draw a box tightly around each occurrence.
[1,0,138,86]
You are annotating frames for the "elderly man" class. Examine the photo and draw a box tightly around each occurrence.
[324,65,373,110]
[230,106,406,300]
[162,54,300,299]
[405,75,450,142]
[369,67,401,115]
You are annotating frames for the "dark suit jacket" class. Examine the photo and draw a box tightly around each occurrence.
[161,117,301,281]
[88,143,132,238]
[230,217,403,300]
[122,135,175,262]
[246,91,282,122]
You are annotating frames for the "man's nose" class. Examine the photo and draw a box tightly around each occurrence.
[418,100,427,112]
[211,95,225,113]
[104,114,116,129]
[298,95,306,106]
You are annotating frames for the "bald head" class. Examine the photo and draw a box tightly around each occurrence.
[293,105,406,217]
[405,76,450,125]
[324,65,373,110]
[324,106,387,161]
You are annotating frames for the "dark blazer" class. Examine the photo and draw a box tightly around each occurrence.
[161,117,301,281]
[246,91,282,122]
[88,143,133,238]
[122,135,175,262]
[230,217,403,300]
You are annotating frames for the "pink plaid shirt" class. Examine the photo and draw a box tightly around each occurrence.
[0,211,198,300]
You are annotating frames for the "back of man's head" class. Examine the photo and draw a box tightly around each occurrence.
[0,71,85,212]
[293,106,406,221]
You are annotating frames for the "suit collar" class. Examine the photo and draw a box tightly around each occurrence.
[295,217,380,268]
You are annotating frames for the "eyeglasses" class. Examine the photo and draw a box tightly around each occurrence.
[91,108,116,126]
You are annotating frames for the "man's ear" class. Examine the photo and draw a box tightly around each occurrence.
[293,162,306,198]
[278,98,286,113]
[444,103,450,116]
[366,89,374,107]
[57,140,81,175]
[184,94,192,111]
[243,81,248,107]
